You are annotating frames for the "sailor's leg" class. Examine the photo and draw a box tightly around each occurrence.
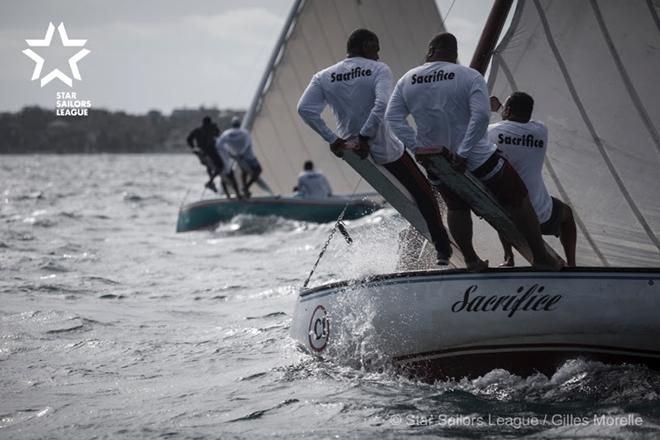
[226,171,242,199]
[220,178,231,199]
[498,232,515,266]
[510,197,562,269]
[383,154,451,261]
[244,160,263,192]
[559,203,577,266]
[485,161,562,270]
[446,209,487,271]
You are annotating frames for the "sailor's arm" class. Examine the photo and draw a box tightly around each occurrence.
[186,129,197,148]
[297,76,339,145]
[455,75,490,161]
[215,133,228,156]
[239,130,253,157]
[359,64,393,140]
[385,80,418,151]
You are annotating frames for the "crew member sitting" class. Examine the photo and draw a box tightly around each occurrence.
[294,160,332,199]
[489,92,577,266]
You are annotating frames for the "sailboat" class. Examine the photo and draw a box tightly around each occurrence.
[250,0,659,379]
[176,194,382,232]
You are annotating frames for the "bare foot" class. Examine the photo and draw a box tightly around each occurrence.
[466,259,489,273]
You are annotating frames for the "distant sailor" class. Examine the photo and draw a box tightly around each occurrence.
[489,92,577,266]
[297,28,452,265]
[385,32,563,271]
[294,160,332,199]
[186,116,239,197]
[216,117,268,198]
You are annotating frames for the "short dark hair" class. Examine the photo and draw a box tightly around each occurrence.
[347,28,378,55]
[506,92,534,122]
[202,116,211,125]
[429,32,458,57]
[304,160,314,171]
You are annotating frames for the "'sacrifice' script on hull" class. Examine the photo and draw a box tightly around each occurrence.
[451,284,561,318]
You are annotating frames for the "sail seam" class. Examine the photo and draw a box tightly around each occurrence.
[647,0,660,32]
[307,2,362,190]
[533,0,660,253]
[543,160,609,266]
[590,0,660,154]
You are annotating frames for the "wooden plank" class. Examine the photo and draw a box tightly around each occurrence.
[342,149,465,268]
[418,152,561,265]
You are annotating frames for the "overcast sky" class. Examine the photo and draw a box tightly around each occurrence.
[1,0,494,114]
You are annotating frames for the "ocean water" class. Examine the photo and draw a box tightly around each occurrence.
[1,154,659,439]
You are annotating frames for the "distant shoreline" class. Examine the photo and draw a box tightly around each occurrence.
[0,106,244,154]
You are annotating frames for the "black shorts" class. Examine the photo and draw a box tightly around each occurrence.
[540,197,564,237]
[430,153,527,211]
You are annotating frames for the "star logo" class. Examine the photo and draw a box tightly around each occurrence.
[22,22,90,88]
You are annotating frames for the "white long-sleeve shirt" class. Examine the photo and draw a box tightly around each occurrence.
[297,57,404,165]
[296,170,332,199]
[216,128,256,160]
[385,61,496,171]
[488,120,553,222]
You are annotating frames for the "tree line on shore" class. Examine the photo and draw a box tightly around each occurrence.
[0,106,244,153]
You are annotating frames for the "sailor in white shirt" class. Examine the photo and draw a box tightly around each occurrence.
[294,160,332,199]
[216,117,264,198]
[297,28,451,264]
[386,33,563,271]
[489,92,576,266]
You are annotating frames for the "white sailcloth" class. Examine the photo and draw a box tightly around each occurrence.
[488,0,660,267]
[245,0,446,195]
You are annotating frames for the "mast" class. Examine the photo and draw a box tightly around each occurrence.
[242,0,305,130]
[470,0,514,75]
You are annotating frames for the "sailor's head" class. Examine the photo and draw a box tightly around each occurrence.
[503,92,534,123]
[426,32,458,63]
[231,116,241,128]
[202,116,212,126]
[303,160,314,171]
[347,28,380,61]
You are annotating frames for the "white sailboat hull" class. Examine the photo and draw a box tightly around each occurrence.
[291,268,660,379]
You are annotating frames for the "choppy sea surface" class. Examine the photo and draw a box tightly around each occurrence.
[1,154,659,439]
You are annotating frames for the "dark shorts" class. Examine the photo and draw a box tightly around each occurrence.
[540,197,564,237]
[429,153,527,211]
[482,159,528,209]
[237,156,262,175]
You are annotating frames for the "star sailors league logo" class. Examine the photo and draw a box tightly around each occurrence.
[22,22,90,87]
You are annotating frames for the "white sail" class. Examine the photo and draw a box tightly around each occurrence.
[488,0,660,267]
[244,0,446,195]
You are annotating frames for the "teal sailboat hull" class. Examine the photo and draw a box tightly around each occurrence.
[176,195,382,232]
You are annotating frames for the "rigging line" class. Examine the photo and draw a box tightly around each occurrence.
[302,176,364,290]
[440,0,457,28]
[647,0,660,33]
[533,0,660,253]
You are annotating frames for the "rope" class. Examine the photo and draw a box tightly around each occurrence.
[302,177,363,289]
[440,0,458,28]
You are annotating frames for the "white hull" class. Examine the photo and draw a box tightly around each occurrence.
[291,268,660,379]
